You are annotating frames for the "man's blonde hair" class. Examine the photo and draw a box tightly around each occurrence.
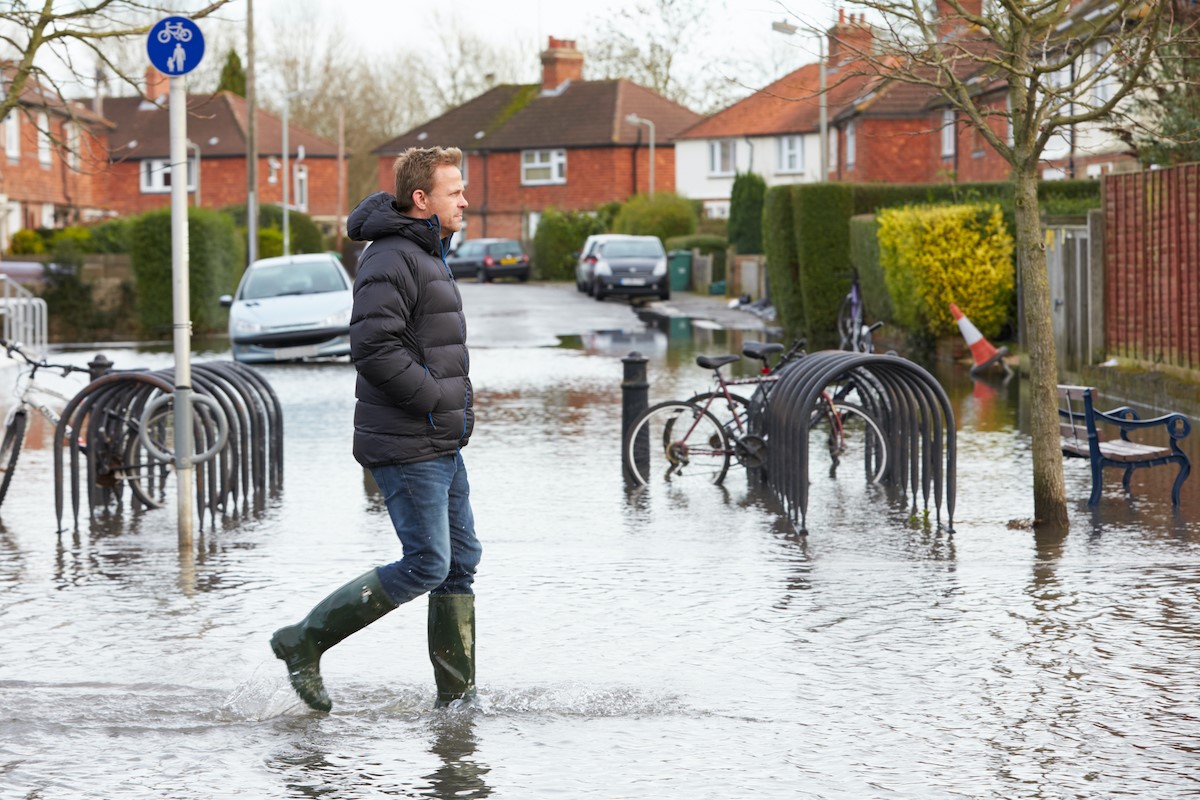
[393,146,463,212]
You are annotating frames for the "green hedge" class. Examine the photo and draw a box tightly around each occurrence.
[613,192,696,242]
[795,183,855,347]
[762,185,803,336]
[848,214,891,325]
[221,202,325,256]
[533,207,606,281]
[129,207,241,336]
[764,179,1100,340]
[877,203,1014,339]
[729,172,766,254]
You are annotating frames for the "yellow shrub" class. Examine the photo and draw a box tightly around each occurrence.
[876,203,1014,339]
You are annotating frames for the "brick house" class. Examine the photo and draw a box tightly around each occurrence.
[372,37,701,242]
[102,68,342,228]
[830,0,1137,183]
[672,13,879,218]
[0,63,112,251]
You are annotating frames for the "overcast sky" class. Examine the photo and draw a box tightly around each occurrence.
[246,0,839,89]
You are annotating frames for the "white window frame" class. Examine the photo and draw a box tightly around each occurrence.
[40,202,55,228]
[777,135,803,174]
[708,139,736,176]
[940,109,956,158]
[4,111,18,159]
[460,154,469,186]
[1089,41,1114,105]
[37,112,51,166]
[65,121,81,169]
[139,157,197,193]
[845,121,857,168]
[521,149,566,186]
[292,163,309,211]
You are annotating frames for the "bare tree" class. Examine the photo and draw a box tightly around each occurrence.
[816,0,1190,529]
[0,1,232,119]
[582,0,738,112]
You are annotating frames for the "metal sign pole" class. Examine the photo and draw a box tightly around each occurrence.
[149,15,205,546]
[169,75,195,546]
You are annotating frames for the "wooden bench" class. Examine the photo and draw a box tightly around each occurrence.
[1058,385,1192,506]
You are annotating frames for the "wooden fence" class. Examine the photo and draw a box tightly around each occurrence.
[1104,166,1200,372]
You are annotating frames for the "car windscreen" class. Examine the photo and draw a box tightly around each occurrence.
[601,241,664,259]
[486,242,523,257]
[242,260,346,299]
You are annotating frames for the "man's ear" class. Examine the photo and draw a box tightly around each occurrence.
[411,189,427,211]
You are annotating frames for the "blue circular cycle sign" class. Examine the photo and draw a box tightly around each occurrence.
[146,16,205,76]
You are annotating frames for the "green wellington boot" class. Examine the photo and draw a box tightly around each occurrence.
[428,594,477,707]
[269,569,398,712]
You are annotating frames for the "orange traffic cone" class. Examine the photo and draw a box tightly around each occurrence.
[949,303,1010,376]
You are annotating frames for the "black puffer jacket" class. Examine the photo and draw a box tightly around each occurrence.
[346,192,472,467]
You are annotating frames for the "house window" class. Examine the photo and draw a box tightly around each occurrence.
[1089,41,1114,105]
[521,149,566,185]
[845,122,857,168]
[139,157,196,193]
[708,140,736,176]
[65,122,81,169]
[460,154,468,185]
[40,202,55,228]
[940,109,956,158]
[293,164,309,211]
[37,112,51,166]
[777,135,803,174]
[4,112,18,159]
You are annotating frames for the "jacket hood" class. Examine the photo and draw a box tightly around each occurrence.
[347,192,444,254]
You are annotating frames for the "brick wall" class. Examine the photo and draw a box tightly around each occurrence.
[105,156,341,222]
[2,113,109,224]
[839,118,938,183]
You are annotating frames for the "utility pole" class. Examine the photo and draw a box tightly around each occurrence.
[246,0,258,265]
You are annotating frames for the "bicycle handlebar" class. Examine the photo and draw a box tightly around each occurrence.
[1,337,92,377]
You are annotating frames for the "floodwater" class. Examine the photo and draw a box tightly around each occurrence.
[1,283,1198,799]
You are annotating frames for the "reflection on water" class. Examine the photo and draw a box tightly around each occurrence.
[1,300,1198,798]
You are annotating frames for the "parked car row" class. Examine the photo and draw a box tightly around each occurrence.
[222,233,664,364]
[575,234,670,301]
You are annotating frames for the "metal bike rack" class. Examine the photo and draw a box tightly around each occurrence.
[52,359,284,530]
[756,350,956,535]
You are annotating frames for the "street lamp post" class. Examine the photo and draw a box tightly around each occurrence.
[281,89,311,257]
[772,19,828,181]
[625,113,656,196]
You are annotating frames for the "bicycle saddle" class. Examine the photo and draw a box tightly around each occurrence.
[696,354,740,370]
[742,342,784,360]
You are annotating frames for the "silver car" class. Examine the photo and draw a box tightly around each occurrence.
[220,253,353,363]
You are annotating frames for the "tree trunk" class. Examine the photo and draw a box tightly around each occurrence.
[1012,166,1070,530]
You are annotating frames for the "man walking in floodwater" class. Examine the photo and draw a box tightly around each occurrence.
[270,146,479,712]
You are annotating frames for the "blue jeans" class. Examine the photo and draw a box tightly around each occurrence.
[370,451,481,604]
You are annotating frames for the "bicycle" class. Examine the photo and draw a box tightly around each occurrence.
[0,339,171,510]
[836,270,883,353]
[623,340,889,487]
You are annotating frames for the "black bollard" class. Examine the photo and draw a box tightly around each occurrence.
[88,353,114,381]
[621,351,649,482]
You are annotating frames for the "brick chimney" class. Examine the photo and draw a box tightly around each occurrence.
[827,10,874,67]
[935,0,983,40]
[540,37,583,92]
[144,66,170,102]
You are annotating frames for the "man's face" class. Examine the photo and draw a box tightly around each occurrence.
[414,164,468,236]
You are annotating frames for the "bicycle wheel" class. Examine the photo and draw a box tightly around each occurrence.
[118,402,174,509]
[0,410,28,508]
[808,401,888,483]
[625,401,731,486]
[836,295,857,351]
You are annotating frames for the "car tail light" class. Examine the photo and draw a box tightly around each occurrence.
[484,256,495,267]
[585,256,597,264]
[521,255,529,263]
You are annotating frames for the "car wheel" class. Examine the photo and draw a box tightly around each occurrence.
[659,289,670,301]
[585,279,595,297]
[518,270,529,283]
[476,269,486,283]
[594,280,606,301]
